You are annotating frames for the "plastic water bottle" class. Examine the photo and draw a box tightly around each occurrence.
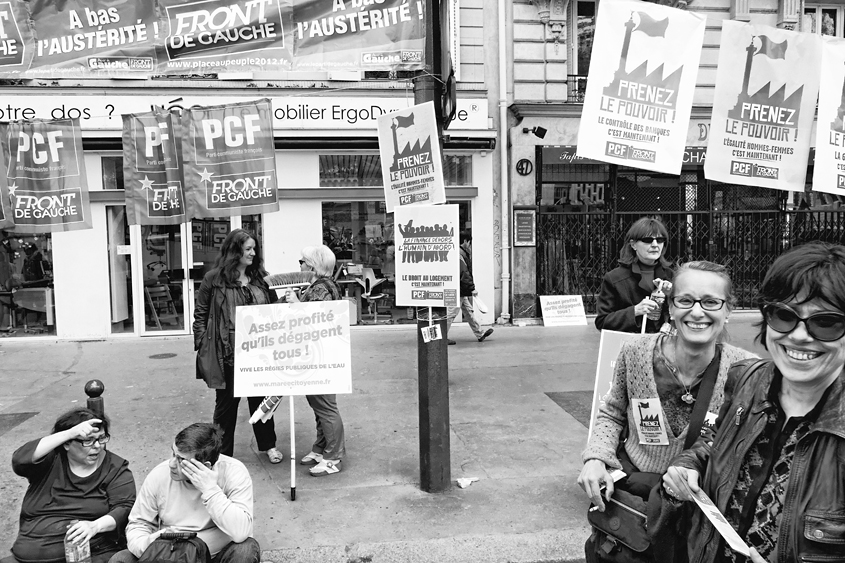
[647,286,665,322]
[64,521,91,563]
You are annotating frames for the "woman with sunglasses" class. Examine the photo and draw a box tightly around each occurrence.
[596,217,674,333]
[662,242,845,563]
[5,408,135,563]
[284,245,347,476]
[193,228,283,464]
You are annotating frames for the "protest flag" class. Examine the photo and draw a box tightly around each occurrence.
[0,146,14,229]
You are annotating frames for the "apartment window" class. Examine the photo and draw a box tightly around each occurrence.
[577,1,596,75]
[804,5,844,36]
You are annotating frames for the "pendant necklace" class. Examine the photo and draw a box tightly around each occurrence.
[667,339,700,405]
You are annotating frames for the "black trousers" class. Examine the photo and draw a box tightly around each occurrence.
[213,362,276,457]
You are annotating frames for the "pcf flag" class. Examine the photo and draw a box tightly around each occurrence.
[0,146,13,229]
[0,118,92,233]
[377,101,446,212]
[705,21,821,192]
[576,0,704,174]
[0,0,34,76]
[122,109,189,225]
[812,36,845,196]
[183,99,279,218]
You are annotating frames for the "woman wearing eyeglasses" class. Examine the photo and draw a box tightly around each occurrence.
[579,261,756,559]
[661,242,845,563]
[595,217,675,333]
[193,228,283,464]
[5,408,135,563]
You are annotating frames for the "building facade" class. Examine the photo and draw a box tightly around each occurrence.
[508,0,845,320]
[0,0,509,340]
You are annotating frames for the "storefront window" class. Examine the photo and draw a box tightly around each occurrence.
[319,154,473,187]
[107,206,134,334]
[102,157,124,190]
[0,230,56,336]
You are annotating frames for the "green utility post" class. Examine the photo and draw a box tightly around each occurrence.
[414,0,451,494]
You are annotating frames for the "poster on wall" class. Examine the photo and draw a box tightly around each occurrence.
[393,204,459,308]
[233,300,352,397]
[0,117,92,233]
[0,147,13,229]
[812,36,845,196]
[122,109,190,225]
[183,98,279,218]
[0,0,34,76]
[23,0,158,78]
[576,0,705,174]
[377,101,445,212]
[704,21,821,192]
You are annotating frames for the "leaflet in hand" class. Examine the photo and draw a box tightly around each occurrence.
[679,480,751,557]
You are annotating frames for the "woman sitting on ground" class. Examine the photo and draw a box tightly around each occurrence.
[5,408,136,563]
[578,261,756,560]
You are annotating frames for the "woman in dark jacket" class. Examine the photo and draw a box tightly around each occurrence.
[662,242,845,563]
[285,245,347,476]
[595,217,674,333]
[6,408,135,563]
[193,228,283,463]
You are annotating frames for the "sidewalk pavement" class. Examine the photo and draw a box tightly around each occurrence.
[0,314,768,563]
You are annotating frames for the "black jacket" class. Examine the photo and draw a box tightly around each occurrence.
[192,268,274,388]
[594,262,673,333]
[459,246,474,297]
[672,359,845,563]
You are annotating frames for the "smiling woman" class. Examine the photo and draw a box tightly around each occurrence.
[663,242,845,563]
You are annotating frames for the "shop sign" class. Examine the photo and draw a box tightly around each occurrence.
[377,101,445,212]
[0,117,92,233]
[0,96,489,132]
[393,204,459,308]
[513,208,536,247]
[233,300,352,397]
[183,98,279,218]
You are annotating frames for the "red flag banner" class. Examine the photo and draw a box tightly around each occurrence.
[182,98,279,218]
[122,109,190,225]
[0,0,34,76]
[0,147,13,229]
[756,35,787,59]
[0,118,92,233]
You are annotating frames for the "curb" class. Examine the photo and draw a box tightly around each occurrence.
[259,528,590,563]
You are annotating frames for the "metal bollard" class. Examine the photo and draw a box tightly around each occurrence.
[84,379,105,419]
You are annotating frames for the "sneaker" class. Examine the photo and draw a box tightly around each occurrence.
[309,459,342,476]
[448,339,456,345]
[478,328,494,342]
[300,451,323,465]
[266,448,283,464]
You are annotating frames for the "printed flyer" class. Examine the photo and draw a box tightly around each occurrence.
[539,295,587,327]
[588,330,639,441]
[377,101,446,213]
[812,36,845,196]
[182,98,279,218]
[393,204,459,308]
[234,300,352,397]
[704,21,821,192]
[122,109,189,225]
[577,0,704,174]
[0,117,92,233]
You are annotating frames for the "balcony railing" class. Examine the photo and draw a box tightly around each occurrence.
[566,75,588,103]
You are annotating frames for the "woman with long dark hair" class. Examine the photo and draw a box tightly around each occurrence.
[595,217,674,333]
[193,228,283,463]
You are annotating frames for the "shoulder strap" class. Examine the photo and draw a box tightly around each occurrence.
[683,347,722,450]
[734,358,769,393]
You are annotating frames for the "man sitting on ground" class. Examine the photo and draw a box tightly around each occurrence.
[109,423,260,563]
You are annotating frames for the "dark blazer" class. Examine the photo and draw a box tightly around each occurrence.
[193,268,274,388]
[594,262,673,333]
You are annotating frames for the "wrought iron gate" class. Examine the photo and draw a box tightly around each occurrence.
[536,171,845,313]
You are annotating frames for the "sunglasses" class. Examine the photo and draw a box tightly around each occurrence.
[75,435,110,447]
[764,303,845,342]
[638,237,666,245]
[298,260,306,265]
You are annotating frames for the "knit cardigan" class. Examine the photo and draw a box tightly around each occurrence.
[582,334,756,473]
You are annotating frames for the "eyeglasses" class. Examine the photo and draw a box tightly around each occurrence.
[298,260,305,266]
[671,296,727,311]
[75,435,110,447]
[764,303,845,342]
[638,237,666,245]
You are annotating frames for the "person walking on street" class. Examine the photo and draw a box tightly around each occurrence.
[446,231,493,345]
[193,229,284,465]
